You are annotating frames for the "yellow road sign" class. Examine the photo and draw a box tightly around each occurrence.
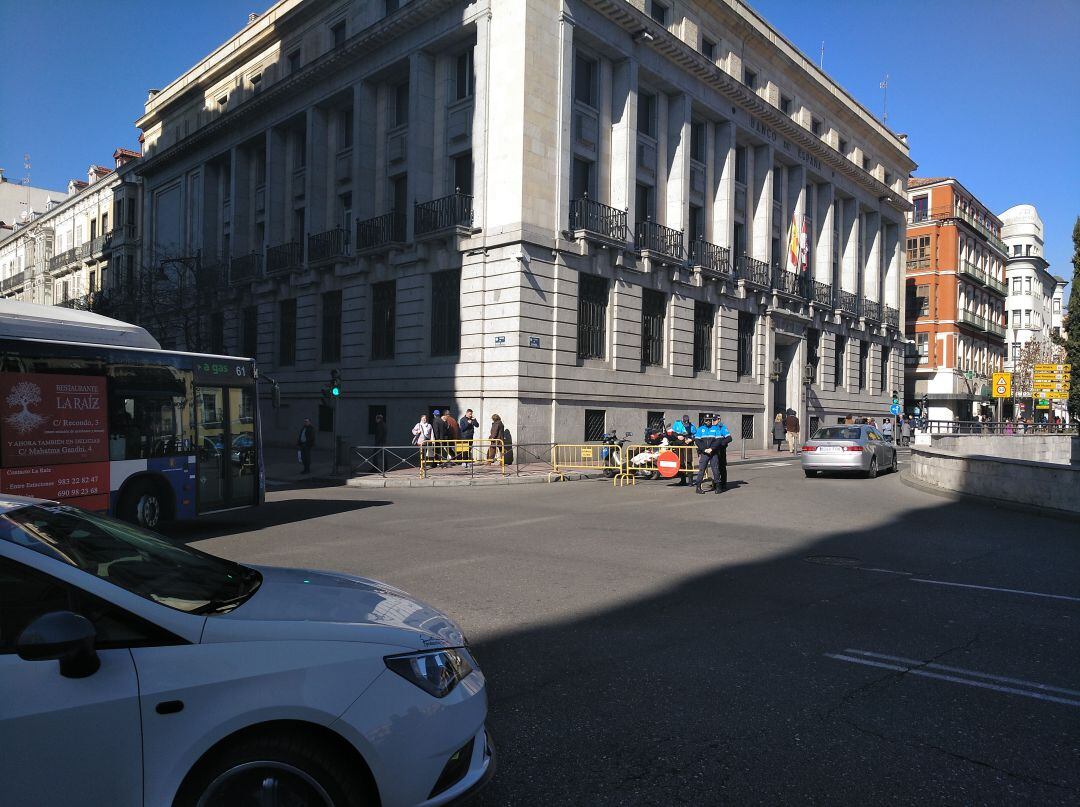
[992,372,1012,398]
[1035,363,1071,372]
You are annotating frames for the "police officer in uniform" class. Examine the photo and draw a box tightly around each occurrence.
[669,414,697,487]
[694,414,731,494]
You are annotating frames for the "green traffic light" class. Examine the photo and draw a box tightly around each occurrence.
[331,385,340,397]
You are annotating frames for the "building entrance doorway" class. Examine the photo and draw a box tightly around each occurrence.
[773,338,799,418]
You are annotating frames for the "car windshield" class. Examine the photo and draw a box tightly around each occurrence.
[0,504,260,614]
[813,426,863,441]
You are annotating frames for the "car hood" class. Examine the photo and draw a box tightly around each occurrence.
[199,565,466,650]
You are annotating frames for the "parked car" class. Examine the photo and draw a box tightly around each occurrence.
[801,424,898,478]
[0,495,493,807]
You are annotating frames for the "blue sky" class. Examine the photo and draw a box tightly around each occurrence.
[1,0,1077,290]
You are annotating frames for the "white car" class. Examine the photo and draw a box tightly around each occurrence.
[0,495,493,806]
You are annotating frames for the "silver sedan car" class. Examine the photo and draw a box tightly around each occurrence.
[801,424,898,478]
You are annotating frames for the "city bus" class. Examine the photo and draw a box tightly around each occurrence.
[0,299,263,527]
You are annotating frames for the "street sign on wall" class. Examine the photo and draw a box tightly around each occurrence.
[991,372,1012,398]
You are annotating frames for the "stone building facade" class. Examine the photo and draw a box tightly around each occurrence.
[133,0,913,448]
[0,152,141,309]
[903,177,1007,422]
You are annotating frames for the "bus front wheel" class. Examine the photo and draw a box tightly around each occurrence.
[120,480,166,529]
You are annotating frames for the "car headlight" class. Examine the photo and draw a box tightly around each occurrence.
[385,647,474,698]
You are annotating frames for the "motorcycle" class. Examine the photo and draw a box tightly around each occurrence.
[600,431,632,477]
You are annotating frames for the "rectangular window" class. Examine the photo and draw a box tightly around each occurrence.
[701,38,716,61]
[693,301,713,373]
[321,290,342,362]
[1024,310,1031,325]
[916,333,928,361]
[834,334,846,386]
[690,121,705,163]
[1024,276,1031,294]
[641,289,666,367]
[688,204,704,244]
[293,129,306,168]
[912,194,928,221]
[394,81,409,127]
[647,411,666,433]
[743,68,757,89]
[210,311,225,355]
[734,146,747,184]
[915,284,929,316]
[1013,244,1022,256]
[455,49,474,101]
[338,107,353,151]
[287,49,301,74]
[278,298,297,366]
[859,341,870,390]
[241,305,258,358]
[737,312,754,376]
[862,156,872,172]
[811,117,822,136]
[780,95,792,115]
[807,328,820,380]
[577,274,608,360]
[371,280,396,360]
[385,0,401,13]
[1012,277,1021,293]
[338,192,353,238]
[637,91,657,138]
[331,20,346,47]
[838,137,848,155]
[572,158,595,201]
[430,269,461,357]
[292,207,305,242]
[574,53,598,108]
[635,183,655,222]
[452,152,473,196]
[649,0,668,25]
[584,409,606,442]
[740,414,754,440]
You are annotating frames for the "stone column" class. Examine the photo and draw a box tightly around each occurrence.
[864,210,882,302]
[355,83,376,220]
[841,197,858,293]
[553,9,575,237]
[751,144,774,264]
[713,120,735,251]
[814,182,835,285]
[308,105,330,235]
[408,50,436,212]
[665,93,691,235]
[610,57,638,229]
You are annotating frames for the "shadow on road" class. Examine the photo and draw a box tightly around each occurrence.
[160,498,393,544]
[469,496,1080,805]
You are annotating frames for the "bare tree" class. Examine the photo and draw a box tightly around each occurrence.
[1011,336,1066,401]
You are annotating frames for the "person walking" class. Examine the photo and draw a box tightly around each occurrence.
[784,409,801,454]
[694,414,731,494]
[411,413,433,463]
[444,413,461,464]
[431,409,449,466]
[487,414,505,463]
[296,417,316,474]
[900,415,912,446]
[881,417,893,443]
[772,412,786,451]
[372,413,387,473]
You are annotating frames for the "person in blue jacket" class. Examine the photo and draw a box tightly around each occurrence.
[694,414,731,493]
[669,415,697,486]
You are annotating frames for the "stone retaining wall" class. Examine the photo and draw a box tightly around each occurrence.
[929,434,1079,466]
[909,446,1080,516]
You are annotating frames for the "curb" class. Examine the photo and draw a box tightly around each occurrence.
[900,469,1080,524]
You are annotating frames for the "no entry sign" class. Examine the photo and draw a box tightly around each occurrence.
[657,450,681,478]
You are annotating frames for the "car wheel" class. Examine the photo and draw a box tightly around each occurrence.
[178,731,374,807]
[119,480,164,529]
[804,469,817,478]
[866,456,878,479]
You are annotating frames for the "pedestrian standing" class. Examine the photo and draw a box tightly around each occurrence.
[900,415,912,446]
[431,409,449,466]
[784,409,801,454]
[773,412,786,452]
[459,408,479,466]
[444,413,461,464]
[694,415,731,494]
[669,417,697,486]
[412,414,433,462]
[296,417,316,474]
[487,414,505,463]
[882,417,893,443]
[373,413,387,473]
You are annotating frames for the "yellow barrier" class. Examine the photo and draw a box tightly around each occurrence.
[614,443,699,486]
[419,439,505,478]
[548,443,623,484]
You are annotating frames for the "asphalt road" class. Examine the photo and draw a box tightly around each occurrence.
[168,455,1080,805]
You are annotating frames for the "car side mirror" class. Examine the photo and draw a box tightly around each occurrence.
[17,611,100,679]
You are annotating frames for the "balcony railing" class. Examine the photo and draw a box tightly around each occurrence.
[415,191,473,237]
[89,231,113,258]
[771,265,804,297]
[75,241,91,262]
[308,227,350,263]
[56,290,104,311]
[957,308,1005,337]
[986,273,1007,296]
[634,220,683,260]
[1,271,25,292]
[837,289,859,316]
[356,212,407,251]
[266,241,303,274]
[230,252,263,284]
[569,197,628,242]
[958,260,985,285]
[811,280,833,307]
[688,239,730,277]
[884,305,900,330]
[48,247,78,272]
[734,255,769,287]
[862,298,882,323]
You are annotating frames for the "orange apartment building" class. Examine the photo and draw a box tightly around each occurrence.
[904,178,1007,421]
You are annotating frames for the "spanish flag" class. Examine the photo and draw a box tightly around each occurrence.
[786,211,800,273]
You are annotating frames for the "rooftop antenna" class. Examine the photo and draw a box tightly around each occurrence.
[19,154,31,220]
[879,74,889,122]
[819,41,824,70]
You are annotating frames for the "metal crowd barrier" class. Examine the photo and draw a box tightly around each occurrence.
[548,443,622,484]
[419,439,505,478]
[613,443,698,486]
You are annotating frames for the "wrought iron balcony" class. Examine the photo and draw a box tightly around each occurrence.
[985,272,1007,296]
[56,290,104,311]
[75,241,92,262]
[48,247,78,273]
[356,212,406,251]
[837,289,859,316]
[862,298,882,323]
[569,197,628,242]
[89,231,113,259]
[266,241,303,275]
[771,264,804,297]
[415,191,473,237]
[230,252,263,284]
[1,271,25,292]
[957,308,1005,338]
[884,305,900,330]
[687,239,730,277]
[308,227,350,263]
[811,280,833,307]
[634,220,683,260]
[734,255,769,287]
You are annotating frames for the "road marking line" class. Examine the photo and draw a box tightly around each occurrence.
[910,578,1080,604]
[842,649,1080,698]
[825,653,1080,708]
[756,461,795,467]
[858,567,913,575]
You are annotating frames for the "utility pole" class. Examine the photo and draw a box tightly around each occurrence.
[879,74,889,122]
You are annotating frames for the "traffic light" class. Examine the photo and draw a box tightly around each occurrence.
[891,390,899,406]
[330,369,341,398]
